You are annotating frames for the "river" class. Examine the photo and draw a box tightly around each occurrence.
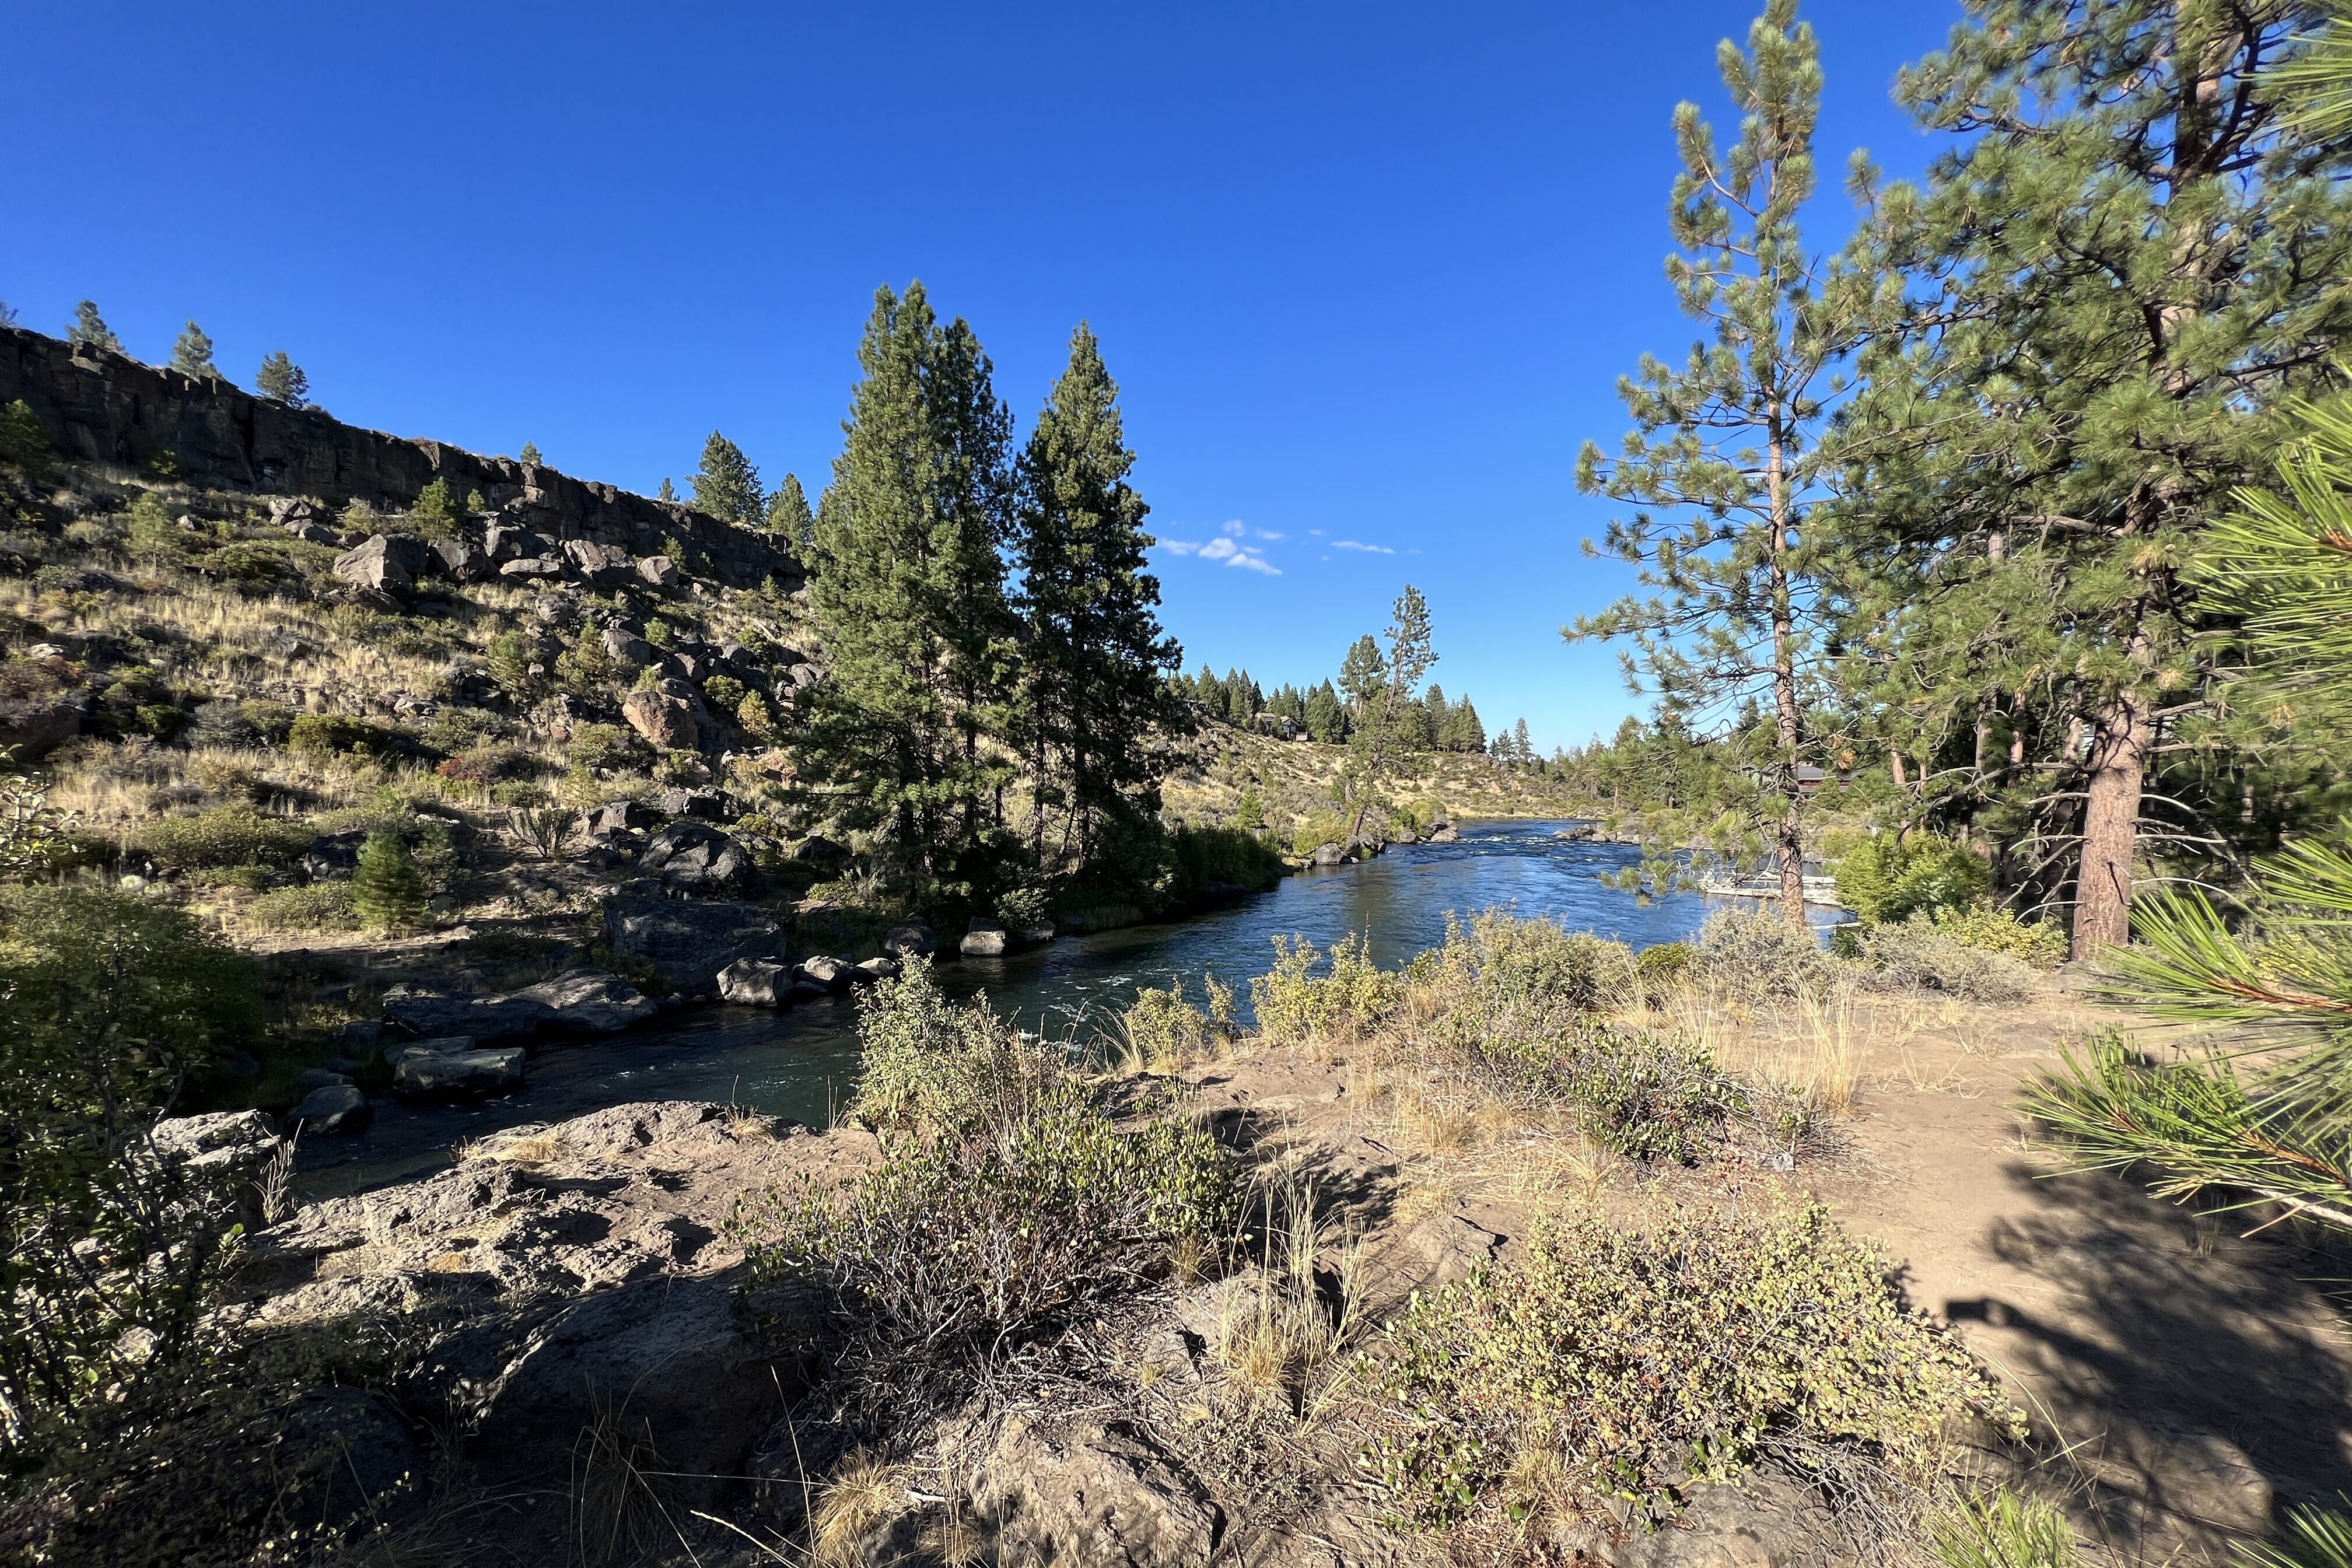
[296,819,1840,1198]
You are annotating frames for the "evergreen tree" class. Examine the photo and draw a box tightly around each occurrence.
[1513,718,1534,765]
[1425,685,1451,750]
[255,352,310,408]
[1009,323,1186,862]
[803,282,1014,888]
[1444,695,1487,754]
[691,432,764,526]
[350,828,426,931]
[767,471,814,547]
[1836,0,2352,953]
[657,477,676,503]
[520,440,542,466]
[1570,0,1884,928]
[169,321,216,378]
[66,301,120,353]
[1305,679,1346,745]
[1341,586,1437,837]
[1194,663,1226,720]
[409,478,458,541]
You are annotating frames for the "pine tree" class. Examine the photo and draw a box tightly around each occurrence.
[66,302,120,353]
[1305,680,1346,745]
[520,440,542,466]
[1447,696,1487,755]
[1009,323,1186,862]
[255,352,310,408]
[1838,0,2352,953]
[1513,718,1534,766]
[657,477,676,502]
[803,282,1015,888]
[169,321,216,378]
[1340,587,1437,838]
[767,471,814,546]
[351,828,426,931]
[410,478,458,541]
[691,432,763,526]
[1570,0,1884,928]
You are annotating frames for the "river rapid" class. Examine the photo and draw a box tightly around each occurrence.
[297,819,1840,1198]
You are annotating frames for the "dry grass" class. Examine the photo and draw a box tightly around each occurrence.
[810,1449,900,1568]
[457,1127,564,1167]
[1208,1179,1366,1424]
[569,1396,673,1567]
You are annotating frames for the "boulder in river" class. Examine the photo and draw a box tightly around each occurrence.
[797,953,853,991]
[960,918,1007,958]
[717,957,792,1007]
[638,820,754,895]
[883,923,936,958]
[150,1109,284,1193]
[1311,841,1346,867]
[290,1082,372,1135]
[510,968,656,1034]
[393,1046,525,1100]
[382,984,556,1044]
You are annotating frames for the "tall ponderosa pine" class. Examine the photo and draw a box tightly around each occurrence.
[1836,0,2352,953]
[66,302,120,353]
[1010,324,1185,863]
[255,352,309,408]
[1570,0,1887,927]
[691,432,763,526]
[1340,586,1436,839]
[803,282,1016,888]
[169,322,216,379]
[767,472,814,547]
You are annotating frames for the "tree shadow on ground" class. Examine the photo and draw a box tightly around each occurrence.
[1945,1165,2352,1554]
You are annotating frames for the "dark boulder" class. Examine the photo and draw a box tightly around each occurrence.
[639,820,754,895]
[601,893,783,998]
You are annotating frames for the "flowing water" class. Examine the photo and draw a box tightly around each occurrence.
[296,820,1840,1198]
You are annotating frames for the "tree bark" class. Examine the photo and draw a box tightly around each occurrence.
[2071,684,2153,954]
[1766,412,1805,929]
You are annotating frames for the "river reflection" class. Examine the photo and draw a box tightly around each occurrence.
[296,820,1838,1198]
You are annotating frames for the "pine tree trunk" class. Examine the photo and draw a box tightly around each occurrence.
[2071,683,2152,955]
[1766,416,1805,929]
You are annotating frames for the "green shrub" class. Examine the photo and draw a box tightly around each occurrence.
[848,960,1060,1139]
[485,631,537,701]
[0,398,49,470]
[1927,904,2070,968]
[736,691,778,741]
[1119,982,1214,1070]
[194,540,289,586]
[1689,908,1833,1000]
[131,805,314,873]
[1561,1026,1748,1161]
[1251,932,1402,1044]
[1233,786,1265,830]
[243,881,357,933]
[2236,1500,2352,1568]
[1635,939,1693,999]
[407,477,457,541]
[1362,1203,2023,1534]
[237,699,298,743]
[0,886,264,1450]
[122,492,184,565]
[349,828,426,930]
[1171,821,1287,897]
[701,673,747,713]
[1853,914,2042,1003]
[285,713,398,759]
[1929,1487,2078,1568]
[570,722,638,771]
[995,883,1050,930]
[1289,808,1350,857]
[1443,911,1638,1016]
[1835,832,1989,925]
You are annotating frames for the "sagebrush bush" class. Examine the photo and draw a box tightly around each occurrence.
[1438,910,1639,1016]
[1289,808,1350,857]
[848,959,1060,1139]
[1363,1203,2024,1534]
[131,804,314,872]
[242,881,356,932]
[1853,915,2042,1003]
[1689,908,1832,1000]
[1120,982,1214,1070]
[1635,939,1693,1000]
[285,713,398,759]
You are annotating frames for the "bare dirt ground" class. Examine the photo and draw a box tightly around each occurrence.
[1200,978,2352,1566]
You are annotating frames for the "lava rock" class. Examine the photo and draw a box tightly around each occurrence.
[296,1068,354,1092]
[796,954,853,992]
[636,554,680,587]
[431,537,493,582]
[587,797,660,835]
[792,834,849,866]
[717,957,791,1007]
[856,955,902,982]
[639,820,752,895]
[381,985,556,1043]
[622,685,699,752]
[657,786,726,821]
[290,1083,372,1135]
[881,923,936,959]
[393,1046,524,1099]
[602,893,783,998]
[509,968,657,1034]
[332,534,430,598]
[1310,842,1346,867]
[960,919,1007,958]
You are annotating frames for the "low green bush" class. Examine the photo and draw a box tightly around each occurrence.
[285,713,399,759]
[1929,1487,2078,1568]
[1250,932,1402,1044]
[1289,807,1350,857]
[1635,939,1693,999]
[1362,1203,2023,1535]
[1925,904,2070,968]
[1119,982,1214,1070]
[131,805,314,873]
[1689,908,1833,1000]
[1171,821,1287,897]
[1834,832,1989,925]
[192,540,290,586]
[242,881,356,933]
[1441,911,1638,1016]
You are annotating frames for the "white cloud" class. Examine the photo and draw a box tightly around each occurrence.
[1308,528,1326,537]
[1199,536,1239,561]
[1331,539,1395,554]
[1227,550,1280,575]
[1160,539,1202,555]
[1254,528,1284,541]
[1153,532,1280,575]
[1220,519,1247,536]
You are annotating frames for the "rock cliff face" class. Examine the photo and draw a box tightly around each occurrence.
[0,325,800,590]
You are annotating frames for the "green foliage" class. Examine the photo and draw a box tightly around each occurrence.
[1289,807,1350,857]
[67,299,121,352]
[1834,832,1988,925]
[1851,914,2040,1004]
[1362,1203,2022,1533]
[736,690,778,741]
[570,722,639,772]
[1,752,78,877]
[2024,1028,2352,1234]
[765,470,813,544]
[349,827,426,931]
[285,712,398,759]
[1340,586,1436,840]
[1634,939,1693,999]
[168,321,216,378]
[2237,1497,2352,1568]
[408,476,458,540]
[1250,933,1402,1045]
[1119,982,1216,1070]
[554,621,613,697]
[690,430,763,524]
[0,398,48,470]
[0,886,264,1444]
[241,880,357,932]
[1924,905,2070,968]
[519,439,542,466]
[1929,1487,2078,1568]
[701,673,747,713]
[1304,678,1346,744]
[1170,821,1286,898]
[122,491,186,566]
[130,805,314,873]
[1011,324,1188,864]
[254,351,309,408]
[1232,786,1265,830]
[485,629,538,701]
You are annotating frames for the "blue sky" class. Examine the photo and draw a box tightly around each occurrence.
[0,1,1959,752]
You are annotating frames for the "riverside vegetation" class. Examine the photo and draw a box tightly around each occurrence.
[11,0,2352,1565]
